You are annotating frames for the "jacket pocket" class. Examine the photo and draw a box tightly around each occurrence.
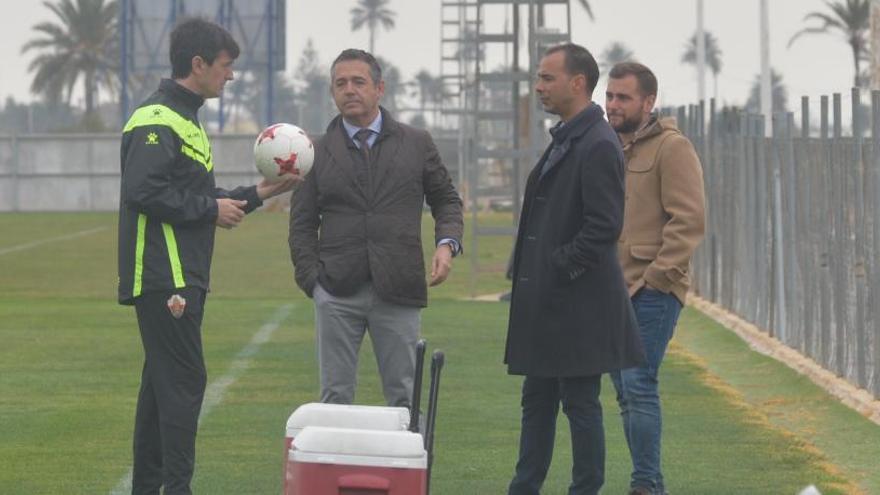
[630,244,661,261]
[549,248,576,284]
[626,158,656,173]
[666,266,688,284]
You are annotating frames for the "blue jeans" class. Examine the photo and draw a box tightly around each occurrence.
[610,288,682,494]
[508,375,605,495]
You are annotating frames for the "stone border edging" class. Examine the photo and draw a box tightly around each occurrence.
[690,295,880,426]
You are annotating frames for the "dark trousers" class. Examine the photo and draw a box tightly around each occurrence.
[508,375,605,495]
[132,287,207,495]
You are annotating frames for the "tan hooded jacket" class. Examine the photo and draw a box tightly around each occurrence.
[617,116,706,304]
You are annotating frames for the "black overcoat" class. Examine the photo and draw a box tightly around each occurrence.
[504,104,644,377]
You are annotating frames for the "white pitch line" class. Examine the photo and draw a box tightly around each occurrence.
[109,303,294,495]
[0,226,108,256]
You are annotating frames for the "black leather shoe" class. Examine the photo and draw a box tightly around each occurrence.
[628,489,668,495]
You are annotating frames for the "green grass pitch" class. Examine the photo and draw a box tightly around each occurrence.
[0,211,865,494]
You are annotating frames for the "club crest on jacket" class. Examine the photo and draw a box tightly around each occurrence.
[167,294,186,319]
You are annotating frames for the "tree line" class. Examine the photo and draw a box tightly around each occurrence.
[2,0,871,133]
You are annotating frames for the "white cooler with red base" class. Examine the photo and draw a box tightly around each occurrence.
[285,403,411,451]
[286,426,427,495]
[283,403,412,492]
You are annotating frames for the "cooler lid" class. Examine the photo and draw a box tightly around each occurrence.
[286,403,410,434]
[292,426,426,459]
[289,448,427,470]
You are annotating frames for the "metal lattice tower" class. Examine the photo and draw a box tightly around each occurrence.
[439,0,479,193]
[466,0,571,296]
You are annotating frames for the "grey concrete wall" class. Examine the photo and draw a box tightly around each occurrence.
[0,134,265,211]
[0,133,462,212]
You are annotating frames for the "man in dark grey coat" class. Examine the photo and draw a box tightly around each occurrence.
[289,49,463,408]
[504,43,644,495]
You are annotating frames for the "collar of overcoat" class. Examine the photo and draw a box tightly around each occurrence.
[322,106,404,198]
[538,103,606,182]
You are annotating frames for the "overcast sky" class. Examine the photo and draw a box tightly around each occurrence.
[0,0,861,113]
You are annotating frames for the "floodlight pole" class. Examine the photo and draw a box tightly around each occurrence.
[759,0,772,136]
[218,0,228,132]
[872,0,880,89]
[266,0,276,127]
[120,0,130,127]
[696,0,706,109]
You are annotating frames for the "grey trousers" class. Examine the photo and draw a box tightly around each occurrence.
[313,282,420,407]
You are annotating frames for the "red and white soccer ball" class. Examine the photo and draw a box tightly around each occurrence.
[253,123,314,182]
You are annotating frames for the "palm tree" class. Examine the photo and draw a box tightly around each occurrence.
[681,31,723,99]
[574,0,594,20]
[237,71,299,128]
[454,25,485,64]
[21,0,118,117]
[600,42,635,72]
[294,39,334,133]
[788,0,869,87]
[350,0,396,54]
[411,69,443,122]
[745,69,788,115]
[375,56,403,115]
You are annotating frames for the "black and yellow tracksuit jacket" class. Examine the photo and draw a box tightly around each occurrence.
[117,79,261,305]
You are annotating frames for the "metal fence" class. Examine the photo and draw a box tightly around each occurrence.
[678,89,880,400]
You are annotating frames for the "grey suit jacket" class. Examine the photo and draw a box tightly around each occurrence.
[289,108,463,307]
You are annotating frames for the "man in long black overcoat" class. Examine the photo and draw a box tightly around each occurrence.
[504,43,644,495]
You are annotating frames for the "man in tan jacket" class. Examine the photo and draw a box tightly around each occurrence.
[605,62,706,495]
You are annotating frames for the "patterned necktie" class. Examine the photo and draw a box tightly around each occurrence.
[354,128,372,161]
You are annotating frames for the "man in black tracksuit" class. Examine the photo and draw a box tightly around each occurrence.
[117,18,297,494]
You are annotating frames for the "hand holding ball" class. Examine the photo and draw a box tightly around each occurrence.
[254,123,314,182]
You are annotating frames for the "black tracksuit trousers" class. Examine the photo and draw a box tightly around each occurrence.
[131,287,207,495]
